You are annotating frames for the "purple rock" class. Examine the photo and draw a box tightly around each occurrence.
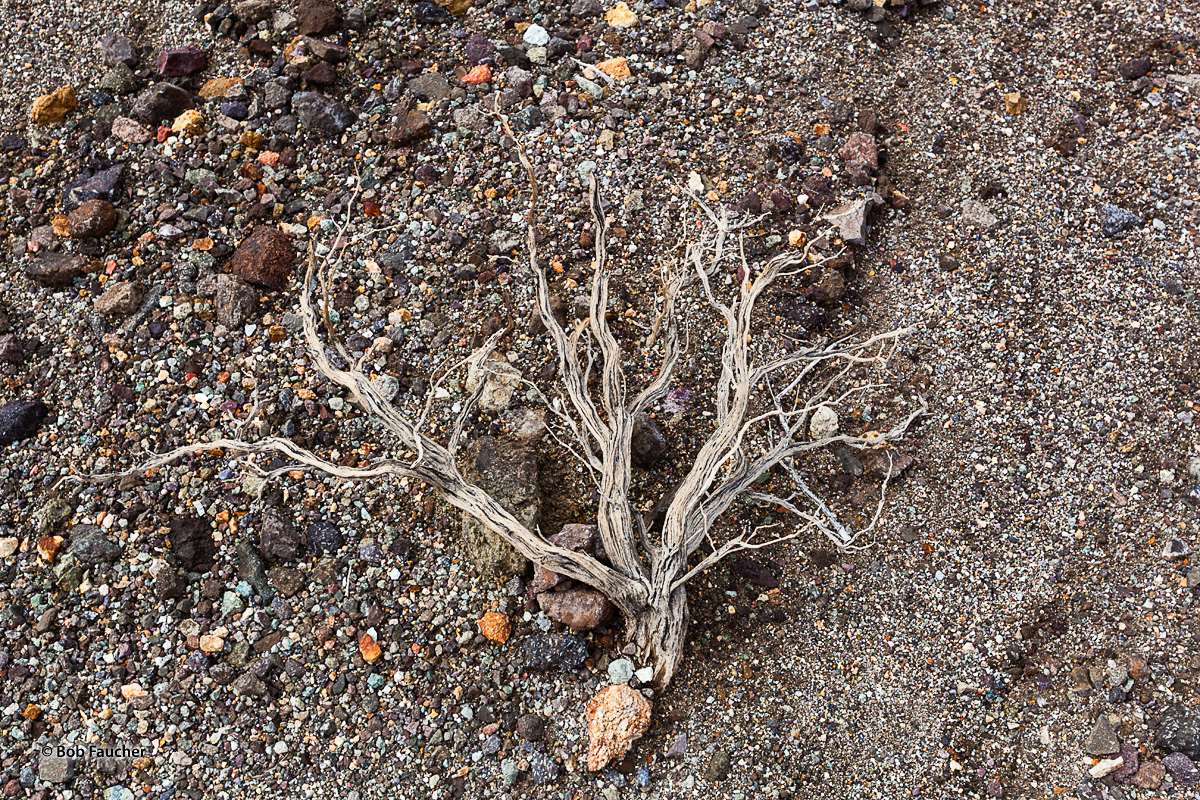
[1113,742,1139,782]
[465,33,495,65]
[157,45,209,77]
[1164,752,1199,787]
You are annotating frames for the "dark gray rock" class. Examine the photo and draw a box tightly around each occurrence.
[26,253,86,288]
[66,525,123,565]
[632,412,668,466]
[1098,203,1141,237]
[130,83,194,125]
[306,520,343,554]
[516,712,546,741]
[259,509,302,562]
[236,540,271,598]
[408,72,451,102]
[1156,705,1200,760]
[460,437,538,580]
[233,673,268,696]
[291,91,356,136]
[213,274,258,329]
[171,516,217,572]
[0,399,48,445]
[97,33,137,67]
[521,634,589,671]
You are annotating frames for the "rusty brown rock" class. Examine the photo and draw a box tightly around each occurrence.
[26,253,87,288]
[838,132,878,183]
[387,110,433,145]
[94,281,143,318]
[67,199,118,239]
[529,523,600,594]
[537,587,614,631]
[231,226,295,291]
[586,684,652,771]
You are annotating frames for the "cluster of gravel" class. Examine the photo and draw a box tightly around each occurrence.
[1,0,1199,797]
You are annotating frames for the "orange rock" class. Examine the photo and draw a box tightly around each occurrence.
[37,535,63,563]
[199,633,226,653]
[31,86,77,125]
[596,57,631,80]
[171,109,204,137]
[463,64,492,85]
[22,705,41,720]
[586,684,651,771]
[240,130,265,150]
[52,215,70,237]
[120,683,148,701]
[1004,91,1027,115]
[479,611,511,643]
[360,633,382,663]
[605,2,638,27]
[257,150,280,166]
[199,76,242,99]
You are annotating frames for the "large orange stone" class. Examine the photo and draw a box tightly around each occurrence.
[586,683,652,771]
[360,633,382,663]
[478,611,511,643]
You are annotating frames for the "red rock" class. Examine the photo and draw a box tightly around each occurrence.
[586,684,651,771]
[297,0,343,36]
[157,46,209,77]
[462,64,491,85]
[387,110,433,144]
[838,132,878,182]
[529,523,600,593]
[231,226,295,291]
[67,199,118,239]
[359,633,382,663]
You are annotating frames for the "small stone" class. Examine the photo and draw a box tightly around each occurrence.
[1131,761,1165,789]
[0,399,49,447]
[961,199,998,229]
[1164,752,1200,787]
[605,2,638,28]
[1112,742,1139,782]
[985,778,1003,797]
[69,527,123,566]
[1089,757,1123,779]
[306,520,343,554]
[0,537,17,558]
[1119,56,1152,80]
[522,634,589,671]
[131,83,194,124]
[387,109,433,144]
[359,633,382,662]
[407,72,451,101]
[838,132,878,182]
[607,658,635,684]
[31,86,77,125]
[171,109,204,136]
[537,587,615,631]
[1155,704,1200,760]
[291,91,356,136]
[95,281,143,317]
[111,116,153,143]
[809,405,838,439]
[1003,91,1027,114]
[157,46,208,77]
[516,712,546,741]
[234,0,274,23]
[707,749,732,781]
[479,611,511,643]
[99,64,138,95]
[97,33,137,67]
[1084,715,1120,756]
[231,226,295,291]
[68,199,118,239]
[631,413,668,466]
[466,352,522,411]
[523,24,550,47]
[297,0,342,35]
[586,683,652,771]
[462,64,491,85]
[233,673,268,696]
[823,193,884,246]
[258,509,301,563]
[37,755,73,784]
[1097,203,1141,237]
[1160,537,1191,560]
[26,253,86,288]
[593,59,631,85]
[171,516,217,573]
[212,275,258,329]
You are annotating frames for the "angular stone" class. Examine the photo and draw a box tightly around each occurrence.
[521,633,589,671]
[460,437,538,580]
[234,0,274,23]
[838,132,878,182]
[99,64,137,96]
[1098,203,1141,237]
[387,109,433,144]
[61,164,124,209]
[97,33,138,67]
[231,226,295,290]
[537,587,615,631]
[26,253,86,288]
[408,72,451,101]
[1163,752,1199,787]
[823,193,884,246]
[1084,715,1120,756]
[31,86,76,125]
[291,91,355,136]
[158,46,209,77]
[1155,704,1200,760]
[68,199,118,239]
[529,524,600,594]
[479,611,511,643]
[297,0,342,36]
[171,516,216,573]
[586,684,651,771]
[258,509,301,562]
[1131,761,1165,789]
[94,281,143,317]
[66,526,122,565]
[961,199,998,229]
[0,400,48,445]
[131,83,194,125]
[632,412,668,466]
[233,673,268,696]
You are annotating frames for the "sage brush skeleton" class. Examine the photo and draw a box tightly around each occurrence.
[62,137,923,687]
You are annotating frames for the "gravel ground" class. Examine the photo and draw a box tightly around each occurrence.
[2,0,1200,798]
